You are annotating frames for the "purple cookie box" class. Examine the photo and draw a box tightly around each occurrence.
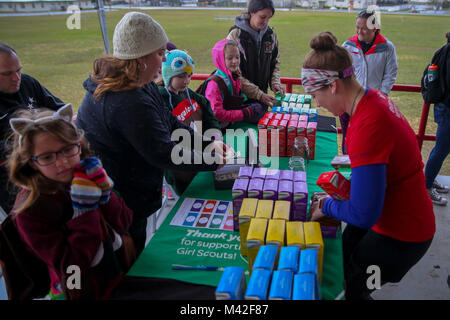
[248,178,264,199]
[320,225,339,238]
[265,169,280,180]
[293,171,307,182]
[238,166,254,179]
[252,167,267,180]
[263,179,279,201]
[279,170,293,181]
[278,180,293,203]
[232,178,249,231]
[292,181,308,221]
[278,180,293,218]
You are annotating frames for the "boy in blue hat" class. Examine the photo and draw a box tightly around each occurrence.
[158,49,221,195]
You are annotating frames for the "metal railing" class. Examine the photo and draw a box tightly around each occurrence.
[192,74,436,151]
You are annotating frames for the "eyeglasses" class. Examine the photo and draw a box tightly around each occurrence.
[31,143,81,166]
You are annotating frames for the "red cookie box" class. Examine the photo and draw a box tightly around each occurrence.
[299,114,308,123]
[264,112,275,120]
[297,121,307,140]
[307,121,317,160]
[257,117,270,156]
[273,113,283,120]
[277,119,288,157]
[267,119,279,157]
[286,120,299,157]
[290,114,300,122]
[258,115,311,158]
[316,170,351,201]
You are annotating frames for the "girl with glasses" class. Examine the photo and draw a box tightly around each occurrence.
[5,104,134,299]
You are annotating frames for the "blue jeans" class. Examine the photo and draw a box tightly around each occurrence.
[425,103,450,189]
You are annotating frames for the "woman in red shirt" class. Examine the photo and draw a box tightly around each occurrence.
[302,32,435,300]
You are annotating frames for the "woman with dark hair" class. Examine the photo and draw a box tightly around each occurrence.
[304,32,435,300]
[227,0,281,107]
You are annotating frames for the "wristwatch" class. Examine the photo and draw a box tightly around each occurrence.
[318,197,326,210]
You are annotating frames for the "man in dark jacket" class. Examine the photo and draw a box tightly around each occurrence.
[0,42,63,213]
[424,31,450,206]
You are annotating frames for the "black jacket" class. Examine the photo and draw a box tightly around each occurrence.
[436,39,450,106]
[0,74,63,158]
[229,15,279,93]
[76,78,218,219]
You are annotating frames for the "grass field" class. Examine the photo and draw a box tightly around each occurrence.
[0,9,448,174]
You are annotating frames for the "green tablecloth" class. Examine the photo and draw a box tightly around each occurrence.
[127,125,344,300]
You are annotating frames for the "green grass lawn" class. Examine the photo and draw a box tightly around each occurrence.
[0,9,448,173]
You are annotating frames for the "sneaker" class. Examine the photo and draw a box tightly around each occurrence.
[433,180,449,194]
[428,188,448,206]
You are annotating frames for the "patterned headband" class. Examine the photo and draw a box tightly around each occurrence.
[301,66,355,93]
[9,103,74,147]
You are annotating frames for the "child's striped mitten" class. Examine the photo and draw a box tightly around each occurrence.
[70,164,102,218]
[80,157,114,205]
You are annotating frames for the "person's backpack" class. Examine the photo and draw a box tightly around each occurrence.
[196,71,245,110]
[0,214,50,300]
[421,44,448,104]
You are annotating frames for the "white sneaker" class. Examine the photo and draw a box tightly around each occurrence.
[433,180,449,194]
[428,188,448,206]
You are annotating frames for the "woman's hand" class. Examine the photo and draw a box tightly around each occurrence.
[212,140,235,158]
[309,192,330,222]
[309,192,341,226]
[260,93,277,106]
[271,84,285,96]
[309,199,327,222]
[211,141,235,170]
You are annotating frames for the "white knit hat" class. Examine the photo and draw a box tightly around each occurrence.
[113,12,168,60]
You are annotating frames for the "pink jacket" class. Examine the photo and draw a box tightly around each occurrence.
[205,39,244,123]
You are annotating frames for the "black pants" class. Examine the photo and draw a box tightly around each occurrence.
[343,225,433,300]
[127,214,149,258]
[0,165,17,214]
